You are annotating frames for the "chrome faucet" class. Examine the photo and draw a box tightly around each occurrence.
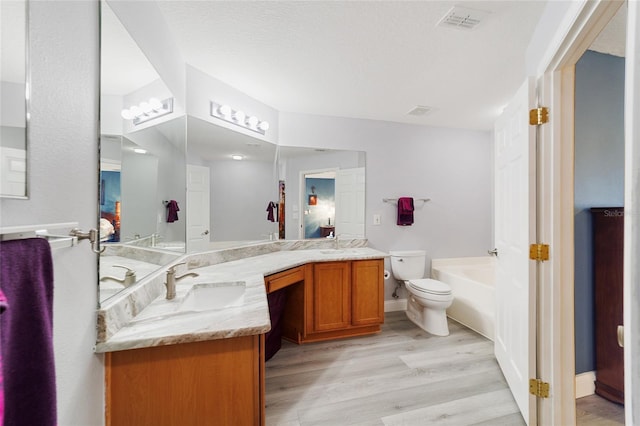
[100,265,137,287]
[165,262,199,300]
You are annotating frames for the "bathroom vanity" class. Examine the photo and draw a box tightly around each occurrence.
[265,259,384,345]
[96,241,386,425]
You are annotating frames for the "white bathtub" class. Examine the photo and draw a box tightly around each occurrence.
[431,256,495,341]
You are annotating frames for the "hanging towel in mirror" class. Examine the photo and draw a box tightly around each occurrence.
[266,201,277,222]
[397,197,414,226]
[0,238,56,425]
[167,200,180,222]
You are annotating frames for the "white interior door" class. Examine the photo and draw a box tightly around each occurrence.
[186,164,210,252]
[335,167,365,238]
[494,78,537,425]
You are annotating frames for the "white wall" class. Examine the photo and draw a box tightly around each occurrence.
[279,112,493,299]
[0,2,104,425]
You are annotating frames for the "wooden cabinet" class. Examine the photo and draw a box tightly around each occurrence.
[591,207,624,404]
[105,335,265,425]
[304,259,384,342]
[263,259,385,345]
[311,261,352,332]
[352,259,385,326]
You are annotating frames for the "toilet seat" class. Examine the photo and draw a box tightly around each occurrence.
[407,278,452,296]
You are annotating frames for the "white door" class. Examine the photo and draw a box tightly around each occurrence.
[335,167,365,238]
[0,147,26,197]
[494,78,537,425]
[186,165,210,252]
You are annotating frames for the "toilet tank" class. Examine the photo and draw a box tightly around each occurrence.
[389,250,426,280]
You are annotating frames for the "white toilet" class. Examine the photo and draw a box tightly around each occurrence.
[389,250,453,336]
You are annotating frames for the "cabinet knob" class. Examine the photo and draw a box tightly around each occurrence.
[617,325,624,348]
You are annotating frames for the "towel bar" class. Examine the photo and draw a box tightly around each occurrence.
[0,222,79,250]
[382,198,431,205]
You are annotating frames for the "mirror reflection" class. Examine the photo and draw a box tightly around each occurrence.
[98,1,367,304]
[186,114,366,247]
[99,2,185,303]
[0,0,28,199]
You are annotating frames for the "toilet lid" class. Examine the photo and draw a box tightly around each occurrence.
[408,278,452,295]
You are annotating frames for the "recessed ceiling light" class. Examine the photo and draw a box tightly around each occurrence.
[437,6,490,31]
[231,155,243,161]
[133,148,147,154]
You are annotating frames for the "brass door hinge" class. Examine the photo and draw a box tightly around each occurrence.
[529,243,549,261]
[529,107,549,125]
[529,378,550,398]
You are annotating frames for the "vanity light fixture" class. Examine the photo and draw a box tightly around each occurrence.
[210,101,270,135]
[121,97,174,126]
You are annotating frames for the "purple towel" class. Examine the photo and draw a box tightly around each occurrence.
[167,200,180,223]
[0,238,56,426]
[0,288,7,426]
[266,202,277,222]
[397,197,415,226]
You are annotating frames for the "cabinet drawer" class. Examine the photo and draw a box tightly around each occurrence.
[265,267,305,293]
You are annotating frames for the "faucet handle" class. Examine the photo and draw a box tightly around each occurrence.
[167,262,186,274]
[113,265,135,275]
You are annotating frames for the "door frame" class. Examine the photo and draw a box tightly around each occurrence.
[298,167,337,239]
[534,0,627,424]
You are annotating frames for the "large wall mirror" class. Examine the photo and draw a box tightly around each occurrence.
[98,1,366,304]
[0,0,28,199]
[186,116,365,248]
[99,2,185,303]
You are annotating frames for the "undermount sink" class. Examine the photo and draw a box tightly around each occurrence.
[180,282,246,312]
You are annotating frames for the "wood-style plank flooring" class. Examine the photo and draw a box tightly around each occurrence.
[265,311,524,425]
[265,311,625,425]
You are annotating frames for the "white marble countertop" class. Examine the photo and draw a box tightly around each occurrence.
[95,246,387,353]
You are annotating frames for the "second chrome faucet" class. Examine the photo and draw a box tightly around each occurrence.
[165,262,199,300]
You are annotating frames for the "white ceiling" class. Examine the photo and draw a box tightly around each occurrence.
[102,1,627,133]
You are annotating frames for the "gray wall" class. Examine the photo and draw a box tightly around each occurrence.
[210,159,276,241]
[574,50,625,374]
[0,2,104,424]
[279,113,493,300]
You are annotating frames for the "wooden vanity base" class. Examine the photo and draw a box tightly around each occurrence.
[105,335,265,426]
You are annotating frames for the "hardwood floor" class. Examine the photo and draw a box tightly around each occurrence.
[266,311,626,425]
[577,394,625,425]
[265,311,524,425]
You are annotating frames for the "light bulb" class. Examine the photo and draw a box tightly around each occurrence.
[140,102,152,114]
[149,98,163,110]
[129,106,143,117]
[258,121,270,132]
[218,104,232,118]
[246,116,259,128]
[233,110,246,123]
[121,109,134,120]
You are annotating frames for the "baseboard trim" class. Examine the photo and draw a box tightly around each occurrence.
[575,371,596,399]
[384,299,407,312]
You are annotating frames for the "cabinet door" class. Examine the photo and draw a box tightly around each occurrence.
[106,336,264,425]
[312,262,351,332]
[352,259,384,326]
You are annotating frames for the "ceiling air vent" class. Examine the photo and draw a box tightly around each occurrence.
[437,6,489,30]
[407,105,433,117]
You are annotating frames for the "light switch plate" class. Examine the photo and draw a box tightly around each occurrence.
[373,214,381,225]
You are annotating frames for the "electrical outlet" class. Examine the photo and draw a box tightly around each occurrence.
[373,214,381,225]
